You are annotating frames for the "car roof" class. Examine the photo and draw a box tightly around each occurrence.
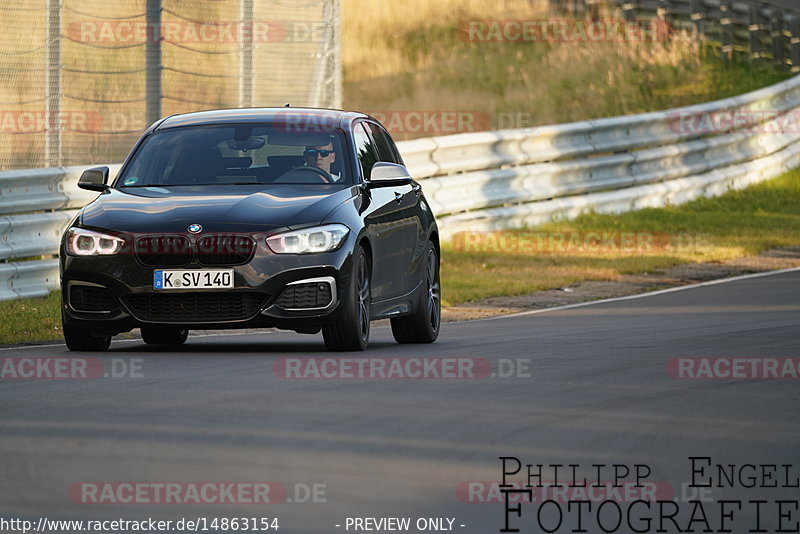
[156,108,372,131]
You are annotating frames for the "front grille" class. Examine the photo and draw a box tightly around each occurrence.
[196,235,256,266]
[123,292,266,322]
[135,234,256,266]
[69,285,120,313]
[276,282,332,309]
[135,235,192,266]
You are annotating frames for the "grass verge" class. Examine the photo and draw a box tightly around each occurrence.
[0,169,798,344]
[0,292,62,345]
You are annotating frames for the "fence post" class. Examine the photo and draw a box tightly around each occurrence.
[332,0,342,109]
[45,0,61,167]
[770,10,785,68]
[748,4,763,61]
[690,0,705,39]
[790,15,800,73]
[720,1,733,62]
[239,0,254,108]
[146,0,162,125]
[622,0,639,23]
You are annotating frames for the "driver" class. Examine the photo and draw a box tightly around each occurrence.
[303,140,340,182]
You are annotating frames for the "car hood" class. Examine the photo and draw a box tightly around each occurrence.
[80,185,357,233]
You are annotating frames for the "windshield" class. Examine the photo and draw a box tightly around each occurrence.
[117,124,351,187]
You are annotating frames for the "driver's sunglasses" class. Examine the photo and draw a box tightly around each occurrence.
[304,149,333,157]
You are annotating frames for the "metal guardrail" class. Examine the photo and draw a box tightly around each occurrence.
[1,0,800,301]
[0,164,122,300]
[399,72,800,235]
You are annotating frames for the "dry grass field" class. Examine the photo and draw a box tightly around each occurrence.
[342,0,787,138]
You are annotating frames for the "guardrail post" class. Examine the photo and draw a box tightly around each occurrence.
[45,0,61,168]
[689,0,705,39]
[749,5,763,61]
[770,10,786,69]
[239,0,254,108]
[622,0,638,23]
[789,16,800,73]
[146,0,163,125]
[720,1,733,62]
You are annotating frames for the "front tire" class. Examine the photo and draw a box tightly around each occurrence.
[141,326,188,346]
[391,242,440,344]
[323,245,371,351]
[62,322,111,352]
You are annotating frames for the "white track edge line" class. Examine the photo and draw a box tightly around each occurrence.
[1,266,798,350]
[457,266,800,324]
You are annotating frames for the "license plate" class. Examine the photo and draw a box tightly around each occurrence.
[154,269,234,290]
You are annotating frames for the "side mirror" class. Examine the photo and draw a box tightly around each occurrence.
[368,162,412,187]
[78,166,110,192]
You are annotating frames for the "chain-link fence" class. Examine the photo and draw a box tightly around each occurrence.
[0,0,340,171]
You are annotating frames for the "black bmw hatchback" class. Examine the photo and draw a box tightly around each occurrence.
[60,108,440,351]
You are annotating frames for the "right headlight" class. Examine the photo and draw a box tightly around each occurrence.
[266,224,349,254]
[65,228,125,256]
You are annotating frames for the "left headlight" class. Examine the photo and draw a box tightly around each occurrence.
[266,224,349,254]
[65,228,125,256]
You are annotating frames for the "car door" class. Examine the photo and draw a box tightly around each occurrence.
[354,122,408,301]
[365,121,423,296]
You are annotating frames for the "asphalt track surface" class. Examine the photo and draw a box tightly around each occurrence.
[1,269,799,533]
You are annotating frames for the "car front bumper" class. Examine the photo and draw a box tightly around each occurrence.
[60,240,357,336]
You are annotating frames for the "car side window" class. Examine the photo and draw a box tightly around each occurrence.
[353,123,378,180]
[366,123,401,164]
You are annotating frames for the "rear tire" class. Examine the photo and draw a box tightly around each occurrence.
[141,326,188,346]
[63,322,112,352]
[391,242,440,344]
[323,246,370,351]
